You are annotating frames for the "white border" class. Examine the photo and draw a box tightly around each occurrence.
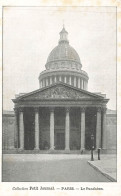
[0,0,121,196]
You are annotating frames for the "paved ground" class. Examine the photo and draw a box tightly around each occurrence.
[88,154,116,182]
[2,154,112,182]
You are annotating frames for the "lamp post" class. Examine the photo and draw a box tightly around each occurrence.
[91,134,94,161]
[98,148,101,160]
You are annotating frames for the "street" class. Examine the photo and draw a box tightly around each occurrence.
[2,154,111,182]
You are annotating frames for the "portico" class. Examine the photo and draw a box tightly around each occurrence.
[13,83,108,152]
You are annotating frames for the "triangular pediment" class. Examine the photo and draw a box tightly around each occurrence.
[15,83,104,101]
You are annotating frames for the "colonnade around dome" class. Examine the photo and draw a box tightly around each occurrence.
[39,74,88,90]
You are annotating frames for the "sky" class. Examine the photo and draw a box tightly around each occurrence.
[3,6,116,110]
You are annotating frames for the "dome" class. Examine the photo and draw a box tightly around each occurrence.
[46,27,81,65]
[47,44,81,64]
[39,26,89,91]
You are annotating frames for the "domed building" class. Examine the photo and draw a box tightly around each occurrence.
[9,26,111,153]
[39,27,88,90]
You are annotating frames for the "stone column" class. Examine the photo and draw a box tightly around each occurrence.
[96,107,101,149]
[19,108,24,150]
[78,77,80,88]
[43,79,45,87]
[69,76,71,85]
[81,79,83,89]
[74,76,76,87]
[83,80,84,89]
[59,76,62,82]
[86,82,88,90]
[14,108,18,148]
[102,108,107,149]
[85,82,87,90]
[34,107,39,150]
[42,79,45,87]
[64,76,67,83]
[54,76,56,83]
[80,107,86,150]
[41,80,43,88]
[50,107,55,150]
[83,80,85,90]
[46,78,48,86]
[50,77,52,85]
[65,107,70,150]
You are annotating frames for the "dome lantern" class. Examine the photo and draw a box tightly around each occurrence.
[59,26,69,44]
[46,26,82,67]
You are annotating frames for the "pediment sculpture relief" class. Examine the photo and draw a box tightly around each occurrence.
[24,86,92,100]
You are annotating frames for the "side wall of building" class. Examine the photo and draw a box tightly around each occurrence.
[3,112,15,150]
[106,113,117,150]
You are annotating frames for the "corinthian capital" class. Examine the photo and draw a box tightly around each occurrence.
[65,107,70,112]
[102,107,107,113]
[34,107,39,113]
[80,107,86,112]
[18,107,24,112]
[97,107,102,112]
[50,107,54,113]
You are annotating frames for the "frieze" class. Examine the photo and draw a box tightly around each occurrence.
[23,86,92,100]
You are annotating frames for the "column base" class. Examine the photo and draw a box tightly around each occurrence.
[49,147,55,150]
[34,148,40,151]
[80,148,85,154]
[64,148,70,153]
[18,148,24,151]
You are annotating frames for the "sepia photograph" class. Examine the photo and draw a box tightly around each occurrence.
[2,6,116,183]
